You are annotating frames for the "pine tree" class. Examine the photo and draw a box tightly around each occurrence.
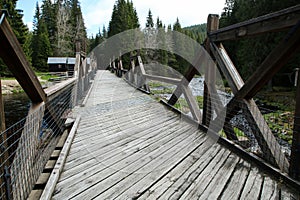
[41,0,57,49]
[146,9,154,28]
[102,25,107,38]
[0,0,30,76]
[108,0,139,37]
[31,2,51,71]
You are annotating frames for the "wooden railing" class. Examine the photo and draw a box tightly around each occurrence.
[110,5,300,181]
[206,5,300,179]
[0,10,97,199]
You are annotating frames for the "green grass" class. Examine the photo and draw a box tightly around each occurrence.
[148,81,173,88]
[35,72,58,81]
[0,77,16,80]
[264,111,294,144]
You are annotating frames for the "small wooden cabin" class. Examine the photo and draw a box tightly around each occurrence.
[47,57,76,73]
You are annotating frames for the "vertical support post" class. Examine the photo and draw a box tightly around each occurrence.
[202,14,219,126]
[0,77,9,200]
[290,69,300,180]
[0,77,5,132]
[75,40,81,53]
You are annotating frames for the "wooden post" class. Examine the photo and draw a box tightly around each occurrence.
[0,78,5,132]
[75,40,81,53]
[290,70,300,180]
[0,77,9,200]
[202,14,219,126]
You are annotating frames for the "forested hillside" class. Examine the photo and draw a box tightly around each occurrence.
[0,0,87,74]
[220,0,300,86]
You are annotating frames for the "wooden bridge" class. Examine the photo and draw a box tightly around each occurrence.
[0,5,300,200]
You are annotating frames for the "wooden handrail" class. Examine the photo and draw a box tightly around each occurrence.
[209,5,300,41]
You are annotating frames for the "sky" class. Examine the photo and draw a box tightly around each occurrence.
[16,0,226,37]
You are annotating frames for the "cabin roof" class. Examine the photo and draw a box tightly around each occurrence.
[47,57,76,65]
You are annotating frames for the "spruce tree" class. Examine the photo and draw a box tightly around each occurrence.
[0,0,30,76]
[146,9,154,28]
[31,2,51,71]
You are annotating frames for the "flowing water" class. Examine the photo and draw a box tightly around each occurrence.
[2,93,30,128]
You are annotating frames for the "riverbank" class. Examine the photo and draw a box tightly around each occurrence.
[1,79,24,95]
[1,76,50,95]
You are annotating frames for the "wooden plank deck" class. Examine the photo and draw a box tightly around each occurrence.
[51,70,299,199]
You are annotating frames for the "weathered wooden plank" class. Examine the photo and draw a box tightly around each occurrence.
[239,167,263,199]
[62,120,192,179]
[44,78,76,101]
[98,130,206,199]
[139,144,221,199]
[219,161,251,199]
[260,176,279,199]
[58,117,185,180]
[130,143,221,200]
[181,85,202,123]
[58,116,181,182]
[67,125,200,199]
[209,5,300,41]
[173,148,231,199]
[63,115,179,171]
[55,130,69,149]
[198,154,240,199]
[35,173,51,186]
[53,123,197,199]
[40,116,81,200]
[27,189,43,200]
[71,106,173,147]
[0,15,46,102]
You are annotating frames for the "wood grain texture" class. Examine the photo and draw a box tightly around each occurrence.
[49,71,299,199]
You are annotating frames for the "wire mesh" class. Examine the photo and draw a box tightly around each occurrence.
[0,59,96,199]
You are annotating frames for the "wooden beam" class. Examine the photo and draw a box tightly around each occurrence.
[168,67,197,105]
[0,78,5,132]
[0,15,46,103]
[209,5,300,42]
[236,21,300,99]
[210,43,244,94]
[242,99,290,172]
[290,73,300,180]
[0,79,9,200]
[181,85,202,123]
[202,14,219,127]
[44,78,76,101]
[143,74,181,85]
[209,95,289,172]
[137,56,146,75]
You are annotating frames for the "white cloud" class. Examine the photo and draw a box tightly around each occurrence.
[81,0,226,36]
[19,0,226,36]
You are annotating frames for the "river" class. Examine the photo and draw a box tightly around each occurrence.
[2,93,30,128]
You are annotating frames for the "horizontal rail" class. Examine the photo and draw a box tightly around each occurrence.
[209,4,300,42]
[143,74,181,85]
[45,78,77,100]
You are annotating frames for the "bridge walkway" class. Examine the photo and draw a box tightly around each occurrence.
[49,70,299,199]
